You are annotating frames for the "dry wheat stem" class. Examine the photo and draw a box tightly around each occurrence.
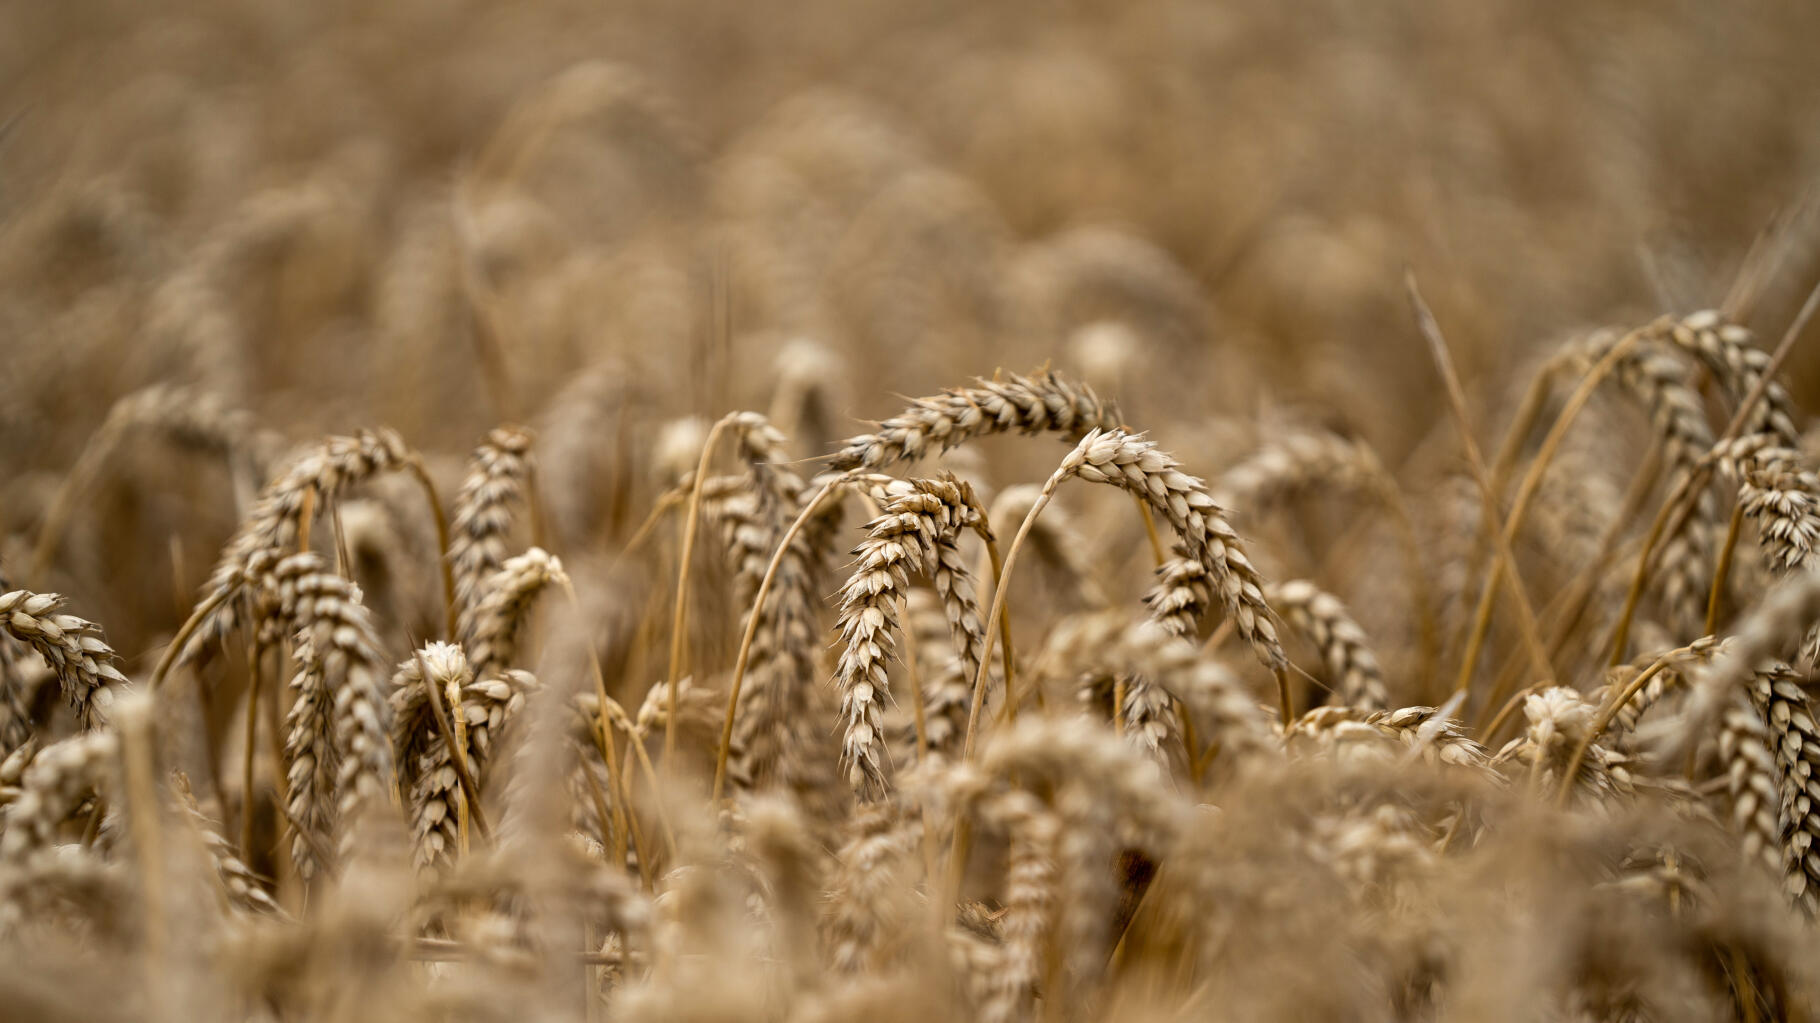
[666,413,744,771]
[1709,503,1748,635]
[1457,322,1646,695]
[561,576,631,868]
[1406,274,1556,702]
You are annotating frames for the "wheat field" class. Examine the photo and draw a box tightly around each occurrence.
[8,1,1820,1020]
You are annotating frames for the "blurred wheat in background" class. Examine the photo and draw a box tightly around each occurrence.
[8,0,1820,1019]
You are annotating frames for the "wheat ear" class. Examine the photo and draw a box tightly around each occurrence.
[459,547,567,682]
[1266,580,1389,711]
[829,369,1118,471]
[0,591,124,731]
[449,426,536,624]
[259,552,396,879]
[835,477,990,801]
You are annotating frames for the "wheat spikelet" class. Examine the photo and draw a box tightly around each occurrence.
[695,414,846,805]
[1143,546,1211,640]
[829,369,1118,472]
[459,547,566,682]
[955,715,1188,1003]
[731,500,843,803]
[737,567,844,813]
[0,590,124,731]
[0,844,130,943]
[449,426,536,623]
[1286,704,1492,770]
[1267,580,1388,711]
[391,642,475,869]
[823,802,919,973]
[1742,466,1820,576]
